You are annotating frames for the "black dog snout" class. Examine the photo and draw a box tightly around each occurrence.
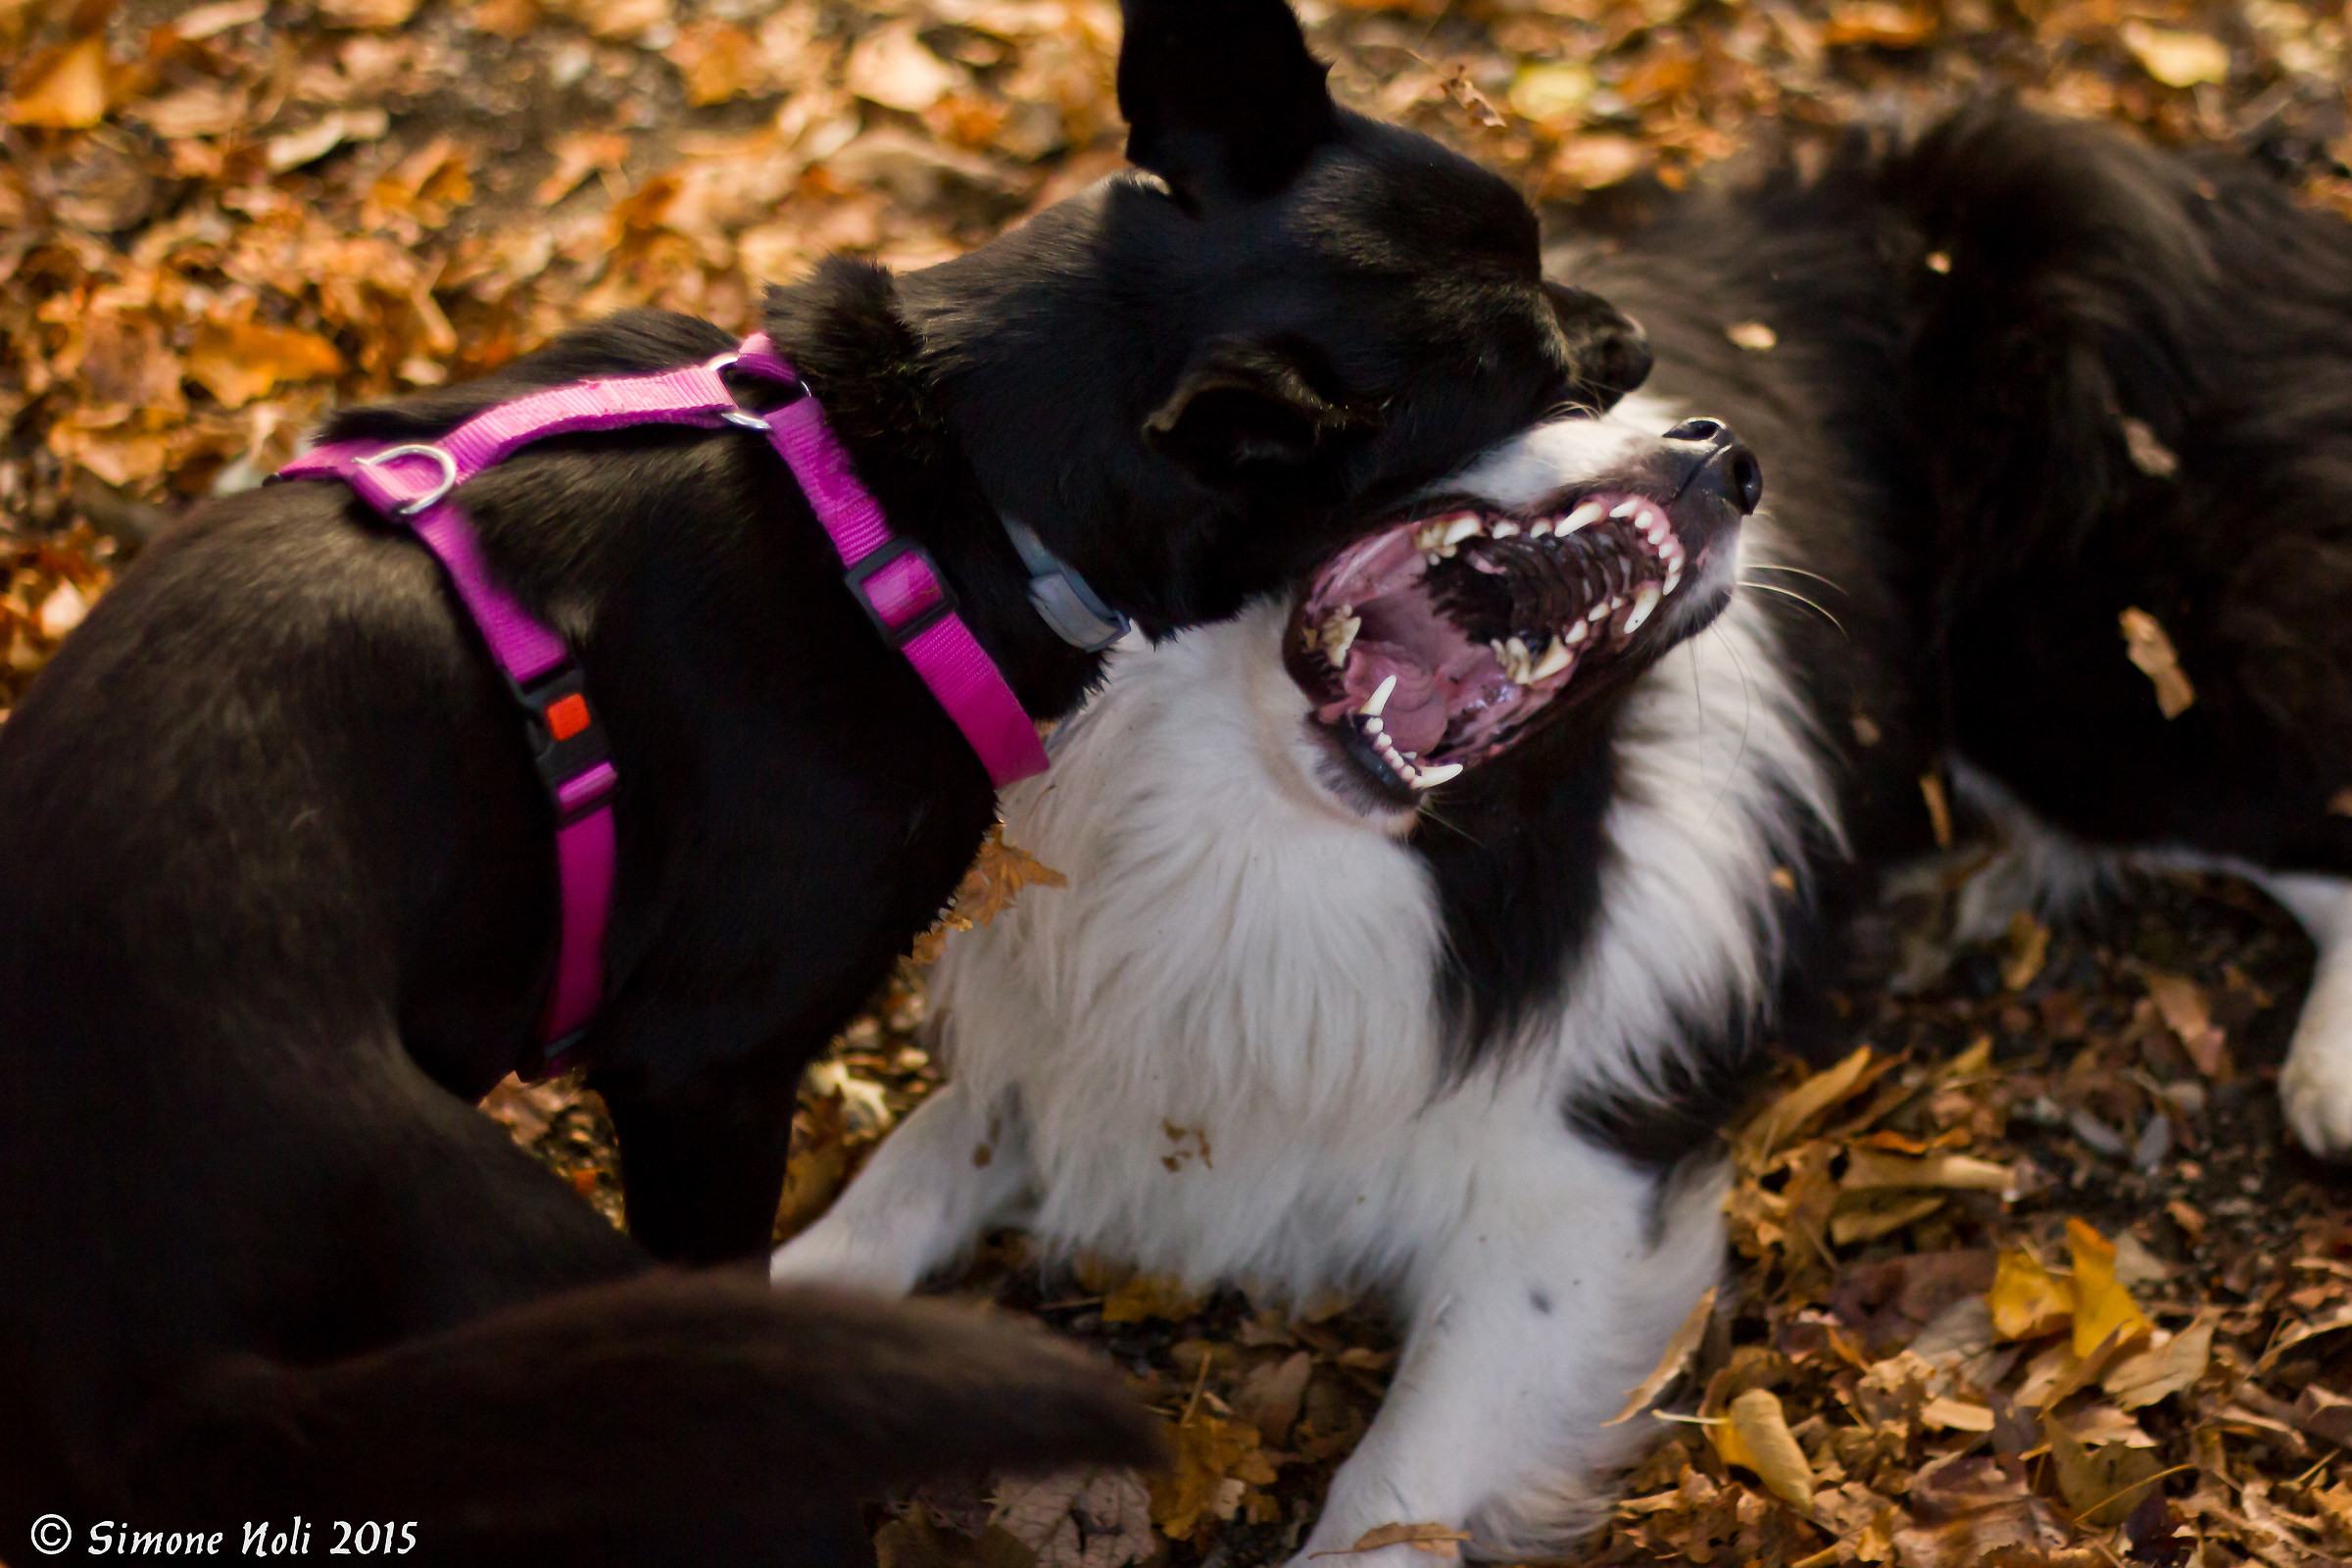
[1663,418,1763,516]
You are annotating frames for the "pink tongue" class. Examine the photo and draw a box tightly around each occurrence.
[1327,644,1450,755]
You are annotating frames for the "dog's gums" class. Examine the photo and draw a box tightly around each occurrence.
[1284,489,1704,793]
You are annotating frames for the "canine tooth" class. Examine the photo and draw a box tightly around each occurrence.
[1413,762,1464,788]
[1529,638,1571,682]
[1441,515,1485,549]
[1664,569,1682,596]
[1624,583,1661,633]
[1609,499,1641,519]
[1361,673,1397,717]
[1562,501,1605,533]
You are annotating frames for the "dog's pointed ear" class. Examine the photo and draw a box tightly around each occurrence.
[1144,337,1377,488]
[1116,0,1339,213]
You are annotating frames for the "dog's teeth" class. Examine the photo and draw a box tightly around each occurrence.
[1489,520,1521,540]
[1412,762,1463,788]
[1609,499,1641,519]
[1562,501,1605,533]
[1360,673,1397,718]
[1565,619,1589,646]
[1530,519,1553,538]
[1664,569,1683,596]
[1441,515,1485,549]
[1363,715,1384,735]
[1529,638,1571,682]
[1587,601,1612,623]
[1318,611,1361,669]
[1624,583,1661,633]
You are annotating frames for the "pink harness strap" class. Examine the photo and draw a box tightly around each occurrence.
[276,340,1048,1073]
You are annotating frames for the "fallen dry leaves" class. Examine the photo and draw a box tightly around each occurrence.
[11,1,2352,1565]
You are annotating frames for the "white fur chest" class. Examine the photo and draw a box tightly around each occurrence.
[930,603,1507,1296]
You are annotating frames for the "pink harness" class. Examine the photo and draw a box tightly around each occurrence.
[276,333,1057,1071]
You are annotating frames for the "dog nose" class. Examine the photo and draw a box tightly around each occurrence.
[1663,419,1763,515]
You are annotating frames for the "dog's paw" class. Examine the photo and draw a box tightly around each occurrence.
[768,1219,906,1293]
[2282,1036,2352,1159]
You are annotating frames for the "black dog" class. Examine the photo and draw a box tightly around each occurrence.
[0,0,1649,1557]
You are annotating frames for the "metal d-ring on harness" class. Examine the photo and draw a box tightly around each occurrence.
[271,334,1114,1076]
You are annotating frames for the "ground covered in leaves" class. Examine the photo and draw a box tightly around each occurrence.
[9,0,2352,1563]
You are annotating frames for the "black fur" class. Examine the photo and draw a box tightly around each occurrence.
[1415,103,2352,1169]
[0,0,1643,1553]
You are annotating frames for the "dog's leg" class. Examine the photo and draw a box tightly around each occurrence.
[2254,872,2352,1157]
[770,1079,1033,1293]
[595,1047,810,1266]
[1291,1137,1726,1565]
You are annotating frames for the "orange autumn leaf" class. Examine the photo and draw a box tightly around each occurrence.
[7,35,111,128]
[186,320,345,408]
[2066,1219,2153,1359]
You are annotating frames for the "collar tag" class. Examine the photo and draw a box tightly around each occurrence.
[1002,516,1131,654]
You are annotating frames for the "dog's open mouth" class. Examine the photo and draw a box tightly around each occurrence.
[1284,490,1698,795]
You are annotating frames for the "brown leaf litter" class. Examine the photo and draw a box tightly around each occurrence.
[12,0,2352,1564]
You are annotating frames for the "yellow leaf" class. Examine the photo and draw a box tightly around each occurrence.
[1148,1412,1279,1544]
[2067,1219,2153,1359]
[1723,1389,1816,1509]
[1987,1248,2073,1342]
[1741,1046,1874,1158]
[1605,1284,1716,1426]
[1505,63,1592,127]
[186,320,345,409]
[1100,1272,1202,1325]
[2120,22,2230,87]
[7,34,111,128]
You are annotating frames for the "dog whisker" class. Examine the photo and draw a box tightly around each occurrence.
[1738,578,1848,639]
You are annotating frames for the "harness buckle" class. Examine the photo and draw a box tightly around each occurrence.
[843,537,958,650]
[506,659,614,822]
[356,443,460,518]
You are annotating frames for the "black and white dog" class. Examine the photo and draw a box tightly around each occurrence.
[774,104,2352,1556]
[0,0,1651,1557]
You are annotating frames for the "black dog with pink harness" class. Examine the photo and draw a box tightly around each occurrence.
[0,0,1645,1549]
[278,333,1087,1074]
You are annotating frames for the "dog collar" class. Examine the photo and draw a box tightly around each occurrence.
[274,333,1051,1073]
[1002,515,1131,653]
